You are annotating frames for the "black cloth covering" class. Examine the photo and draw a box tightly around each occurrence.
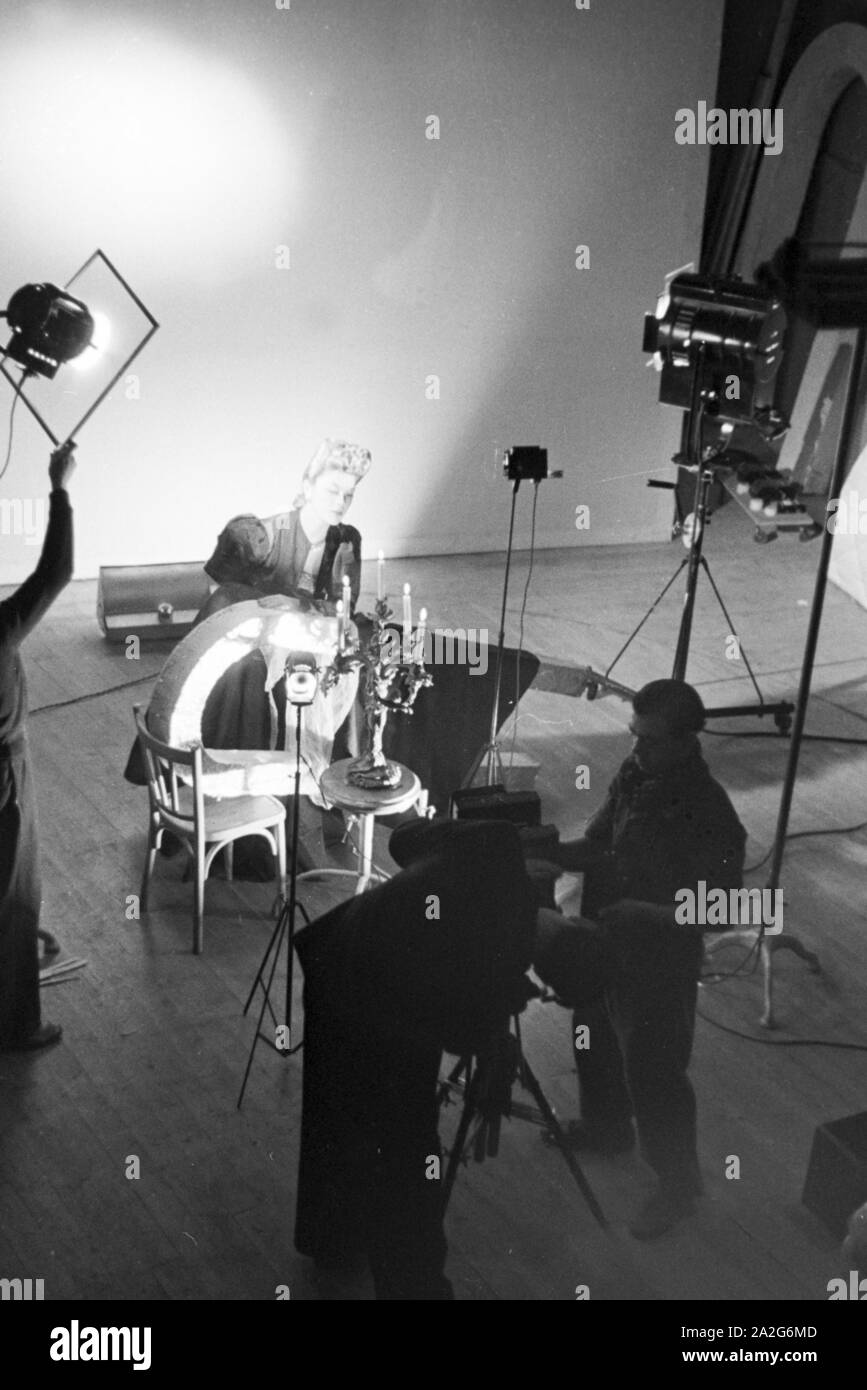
[383,638,539,814]
[293,817,536,1299]
[0,490,73,1043]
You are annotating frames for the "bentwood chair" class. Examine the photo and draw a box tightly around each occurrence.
[134,705,287,954]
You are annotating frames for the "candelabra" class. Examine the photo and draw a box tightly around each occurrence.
[321,591,431,789]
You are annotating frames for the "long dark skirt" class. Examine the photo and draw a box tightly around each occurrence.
[295,914,453,1301]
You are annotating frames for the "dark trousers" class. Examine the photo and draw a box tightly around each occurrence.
[0,753,42,1043]
[536,908,704,1194]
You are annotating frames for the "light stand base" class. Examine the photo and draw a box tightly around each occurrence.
[703,930,821,1029]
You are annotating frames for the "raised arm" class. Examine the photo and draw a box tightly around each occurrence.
[0,443,75,645]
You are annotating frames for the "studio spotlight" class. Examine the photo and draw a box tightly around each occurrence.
[643,273,787,427]
[0,250,158,447]
[2,283,95,379]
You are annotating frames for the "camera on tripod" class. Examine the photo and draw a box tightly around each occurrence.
[285,651,319,705]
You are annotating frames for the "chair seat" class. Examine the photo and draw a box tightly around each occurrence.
[176,788,284,834]
[134,701,288,954]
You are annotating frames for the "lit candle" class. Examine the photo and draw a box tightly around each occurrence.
[336,598,345,652]
[415,606,427,663]
[342,573,351,616]
[377,550,385,600]
[403,582,412,651]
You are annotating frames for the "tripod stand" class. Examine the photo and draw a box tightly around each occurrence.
[438,1012,606,1229]
[605,349,793,731]
[464,476,523,788]
[237,696,309,1109]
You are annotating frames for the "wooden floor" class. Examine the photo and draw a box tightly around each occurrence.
[2,500,867,1302]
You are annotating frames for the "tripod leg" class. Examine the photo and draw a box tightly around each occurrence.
[518,1053,607,1229]
[441,1060,480,1212]
[242,903,285,1016]
[604,560,689,680]
[698,557,765,706]
[237,902,290,1109]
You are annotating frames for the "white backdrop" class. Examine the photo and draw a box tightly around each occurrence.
[0,0,721,583]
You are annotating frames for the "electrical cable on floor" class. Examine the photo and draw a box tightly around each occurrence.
[743,817,867,874]
[696,1005,867,1052]
[30,671,159,714]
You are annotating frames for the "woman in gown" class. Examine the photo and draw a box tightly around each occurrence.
[125,441,371,873]
[195,440,371,875]
[197,438,370,753]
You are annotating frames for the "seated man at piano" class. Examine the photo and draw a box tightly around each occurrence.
[531,679,746,1240]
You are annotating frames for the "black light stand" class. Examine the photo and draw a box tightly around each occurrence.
[604,344,794,731]
[463,475,523,788]
[237,693,309,1109]
[757,327,867,1002]
[714,242,867,1025]
[438,1012,606,1228]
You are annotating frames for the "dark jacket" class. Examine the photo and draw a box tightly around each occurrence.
[580,746,746,919]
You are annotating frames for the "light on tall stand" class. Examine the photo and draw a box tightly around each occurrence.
[465,446,561,788]
[600,272,792,730]
[749,239,867,1023]
[237,652,322,1108]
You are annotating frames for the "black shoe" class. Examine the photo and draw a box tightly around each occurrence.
[629,1186,695,1240]
[0,1022,63,1052]
[542,1119,635,1155]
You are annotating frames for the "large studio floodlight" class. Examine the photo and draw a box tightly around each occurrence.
[643,273,787,428]
[2,283,95,379]
[0,249,158,446]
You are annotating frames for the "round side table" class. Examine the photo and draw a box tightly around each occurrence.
[309,758,422,895]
